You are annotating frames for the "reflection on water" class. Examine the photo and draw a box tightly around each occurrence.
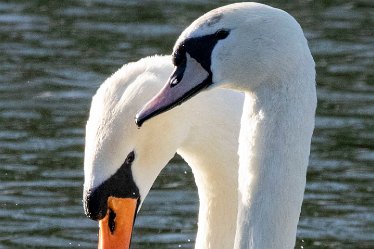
[0,1,373,248]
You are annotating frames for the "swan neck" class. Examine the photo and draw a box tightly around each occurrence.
[176,89,242,249]
[178,130,239,248]
[235,77,316,248]
[193,170,238,249]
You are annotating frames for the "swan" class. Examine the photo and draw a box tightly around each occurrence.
[83,55,244,248]
[136,3,317,249]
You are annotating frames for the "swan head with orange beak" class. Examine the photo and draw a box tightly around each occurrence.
[83,55,191,249]
[83,151,140,249]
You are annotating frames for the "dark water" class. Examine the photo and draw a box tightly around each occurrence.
[0,0,373,248]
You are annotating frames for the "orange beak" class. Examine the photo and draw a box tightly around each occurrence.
[98,197,138,249]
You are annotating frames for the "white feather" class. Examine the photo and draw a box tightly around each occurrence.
[84,55,244,249]
[139,3,317,248]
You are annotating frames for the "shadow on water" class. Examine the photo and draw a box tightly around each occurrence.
[0,0,373,248]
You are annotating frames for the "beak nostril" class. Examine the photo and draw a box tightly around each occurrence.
[108,208,116,234]
[170,77,179,86]
[98,197,139,248]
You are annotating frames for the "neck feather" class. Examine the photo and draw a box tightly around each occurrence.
[178,145,238,249]
[177,91,241,248]
[234,74,316,249]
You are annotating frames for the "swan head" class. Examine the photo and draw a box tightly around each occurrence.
[135,2,314,126]
[83,56,189,246]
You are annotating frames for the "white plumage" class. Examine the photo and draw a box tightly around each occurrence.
[84,55,244,249]
[136,3,317,249]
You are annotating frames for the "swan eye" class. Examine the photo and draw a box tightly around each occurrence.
[215,29,229,39]
[172,49,186,67]
[125,151,135,164]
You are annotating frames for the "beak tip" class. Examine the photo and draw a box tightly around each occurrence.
[134,113,145,128]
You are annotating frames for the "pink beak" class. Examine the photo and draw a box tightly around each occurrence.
[136,53,210,127]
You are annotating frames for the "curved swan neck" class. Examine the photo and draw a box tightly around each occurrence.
[179,139,239,249]
[235,73,316,249]
[176,147,238,249]
[177,89,242,249]
[190,161,238,249]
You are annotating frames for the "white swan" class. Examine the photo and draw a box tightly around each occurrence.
[83,55,244,248]
[136,3,317,249]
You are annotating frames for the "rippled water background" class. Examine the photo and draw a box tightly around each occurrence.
[0,0,373,248]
